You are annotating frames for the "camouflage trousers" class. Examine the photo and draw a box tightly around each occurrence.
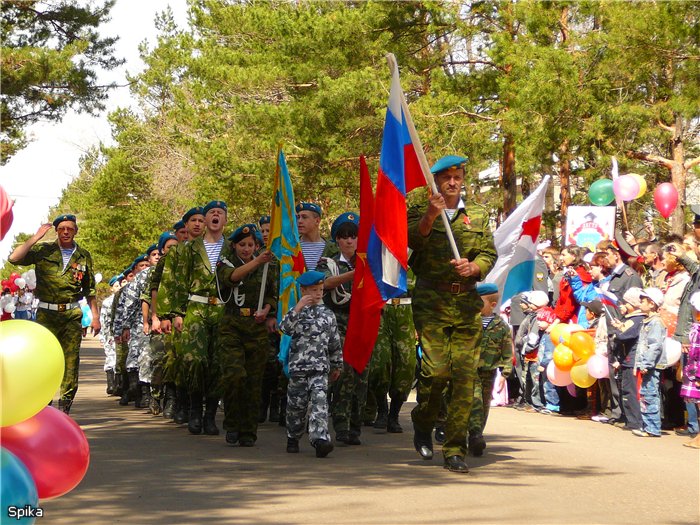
[161,330,182,386]
[149,332,167,388]
[331,361,369,437]
[467,368,498,437]
[115,339,129,374]
[287,372,330,444]
[411,289,482,459]
[217,314,268,441]
[178,301,224,395]
[36,308,82,403]
[366,304,416,409]
[125,321,150,380]
[102,337,116,371]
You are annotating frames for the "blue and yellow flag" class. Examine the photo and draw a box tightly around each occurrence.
[269,148,305,375]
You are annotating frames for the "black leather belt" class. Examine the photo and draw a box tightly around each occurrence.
[415,278,474,294]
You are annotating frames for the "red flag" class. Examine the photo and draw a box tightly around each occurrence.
[343,156,385,373]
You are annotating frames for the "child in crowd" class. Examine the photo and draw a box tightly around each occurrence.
[535,307,559,415]
[583,300,615,423]
[680,292,700,448]
[467,283,513,456]
[279,270,342,458]
[632,288,667,437]
[513,291,549,409]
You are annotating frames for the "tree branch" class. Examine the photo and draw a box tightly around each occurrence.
[684,156,700,170]
[626,150,674,170]
[657,119,676,134]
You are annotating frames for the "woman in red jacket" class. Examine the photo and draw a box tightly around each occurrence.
[554,245,591,323]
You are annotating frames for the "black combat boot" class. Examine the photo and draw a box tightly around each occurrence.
[137,382,152,409]
[188,391,203,434]
[118,371,130,406]
[373,396,389,431]
[127,370,141,408]
[106,369,116,395]
[203,397,220,435]
[162,383,176,419]
[173,386,189,424]
[149,385,162,415]
[113,370,123,397]
[387,397,404,433]
[286,437,299,453]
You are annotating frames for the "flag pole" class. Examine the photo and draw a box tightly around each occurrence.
[257,262,269,314]
[387,53,461,260]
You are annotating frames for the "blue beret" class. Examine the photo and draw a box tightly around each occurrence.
[157,231,178,253]
[259,215,271,225]
[254,231,264,246]
[229,223,257,244]
[476,283,499,296]
[124,264,135,274]
[298,270,325,287]
[108,275,120,286]
[296,202,322,217]
[52,214,77,227]
[146,244,159,256]
[203,200,228,214]
[132,254,148,266]
[331,212,360,241]
[430,155,467,175]
[173,220,186,231]
[182,207,204,222]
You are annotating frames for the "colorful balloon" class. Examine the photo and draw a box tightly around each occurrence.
[0,448,38,524]
[569,331,595,362]
[570,361,597,388]
[546,361,572,387]
[653,182,679,219]
[550,324,571,346]
[588,179,615,206]
[0,320,65,427]
[612,175,640,202]
[628,173,647,198]
[566,383,578,397]
[0,206,13,241]
[587,354,610,379]
[553,344,575,371]
[2,407,90,500]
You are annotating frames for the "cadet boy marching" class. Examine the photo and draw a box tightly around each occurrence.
[9,215,100,414]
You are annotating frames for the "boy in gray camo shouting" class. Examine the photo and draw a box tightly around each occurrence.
[280,270,342,458]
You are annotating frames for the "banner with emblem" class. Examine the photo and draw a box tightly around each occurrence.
[565,206,615,251]
[485,176,550,306]
[269,147,305,374]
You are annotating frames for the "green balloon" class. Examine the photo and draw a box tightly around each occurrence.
[589,179,614,206]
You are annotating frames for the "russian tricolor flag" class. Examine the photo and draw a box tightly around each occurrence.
[367,58,426,300]
[485,176,550,305]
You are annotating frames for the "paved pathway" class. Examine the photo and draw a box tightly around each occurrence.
[39,338,699,524]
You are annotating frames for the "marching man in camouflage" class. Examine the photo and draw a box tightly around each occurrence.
[280,270,342,458]
[9,214,100,415]
[100,274,123,395]
[407,155,497,473]
[467,283,513,457]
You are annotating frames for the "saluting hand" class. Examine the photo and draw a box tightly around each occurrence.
[35,223,53,240]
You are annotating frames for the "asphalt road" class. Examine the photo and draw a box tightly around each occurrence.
[39,338,699,525]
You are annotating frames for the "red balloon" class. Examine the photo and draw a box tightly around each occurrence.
[0,206,13,241]
[0,184,11,217]
[653,182,679,219]
[1,406,90,500]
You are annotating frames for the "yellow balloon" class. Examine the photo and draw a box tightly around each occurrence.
[570,361,596,388]
[0,320,64,427]
[550,324,571,346]
[628,173,647,199]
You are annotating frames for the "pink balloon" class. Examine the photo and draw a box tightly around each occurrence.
[612,175,640,202]
[566,383,578,397]
[2,406,90,500]
[587,354,610,379]
[653,182,679,219]
[546,361,572,387]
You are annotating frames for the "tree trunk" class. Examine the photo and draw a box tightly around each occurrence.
[558,139,571,247]
[670,116,686,236]
[502,134,516,216]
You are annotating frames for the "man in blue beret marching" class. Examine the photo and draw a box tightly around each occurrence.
[296,202,327,271]
[99,274,124,395]
[407,155,497,473]
[9,215,100,414]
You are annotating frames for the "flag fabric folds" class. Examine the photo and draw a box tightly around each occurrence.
[367,58,426,301]
[343,157,386,373]
[269,148,305,375]
[485,176,550,306]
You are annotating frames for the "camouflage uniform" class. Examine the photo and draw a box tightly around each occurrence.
[113,267,152,380]
[13,241,96,408]
[279,304,342,444]
[156,244,186,387]
[99,294,116,371]
[408,202,497,460]
[216,253,277,442]
[318,254,368,440]
[158,236,229,395]
[142,258,166,388]
[468,315,513,439]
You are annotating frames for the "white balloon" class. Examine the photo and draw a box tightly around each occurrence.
[663,338,682,367]
[4,303,16,313]
[14,277,26,289]
[94,272,103,284]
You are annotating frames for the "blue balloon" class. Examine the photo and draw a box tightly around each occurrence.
[80,305,92,328]
[1,448,38,525]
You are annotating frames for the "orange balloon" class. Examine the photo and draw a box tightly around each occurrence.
[569,331,595,362]
[550,324,571,346]
[553,344,574,371]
